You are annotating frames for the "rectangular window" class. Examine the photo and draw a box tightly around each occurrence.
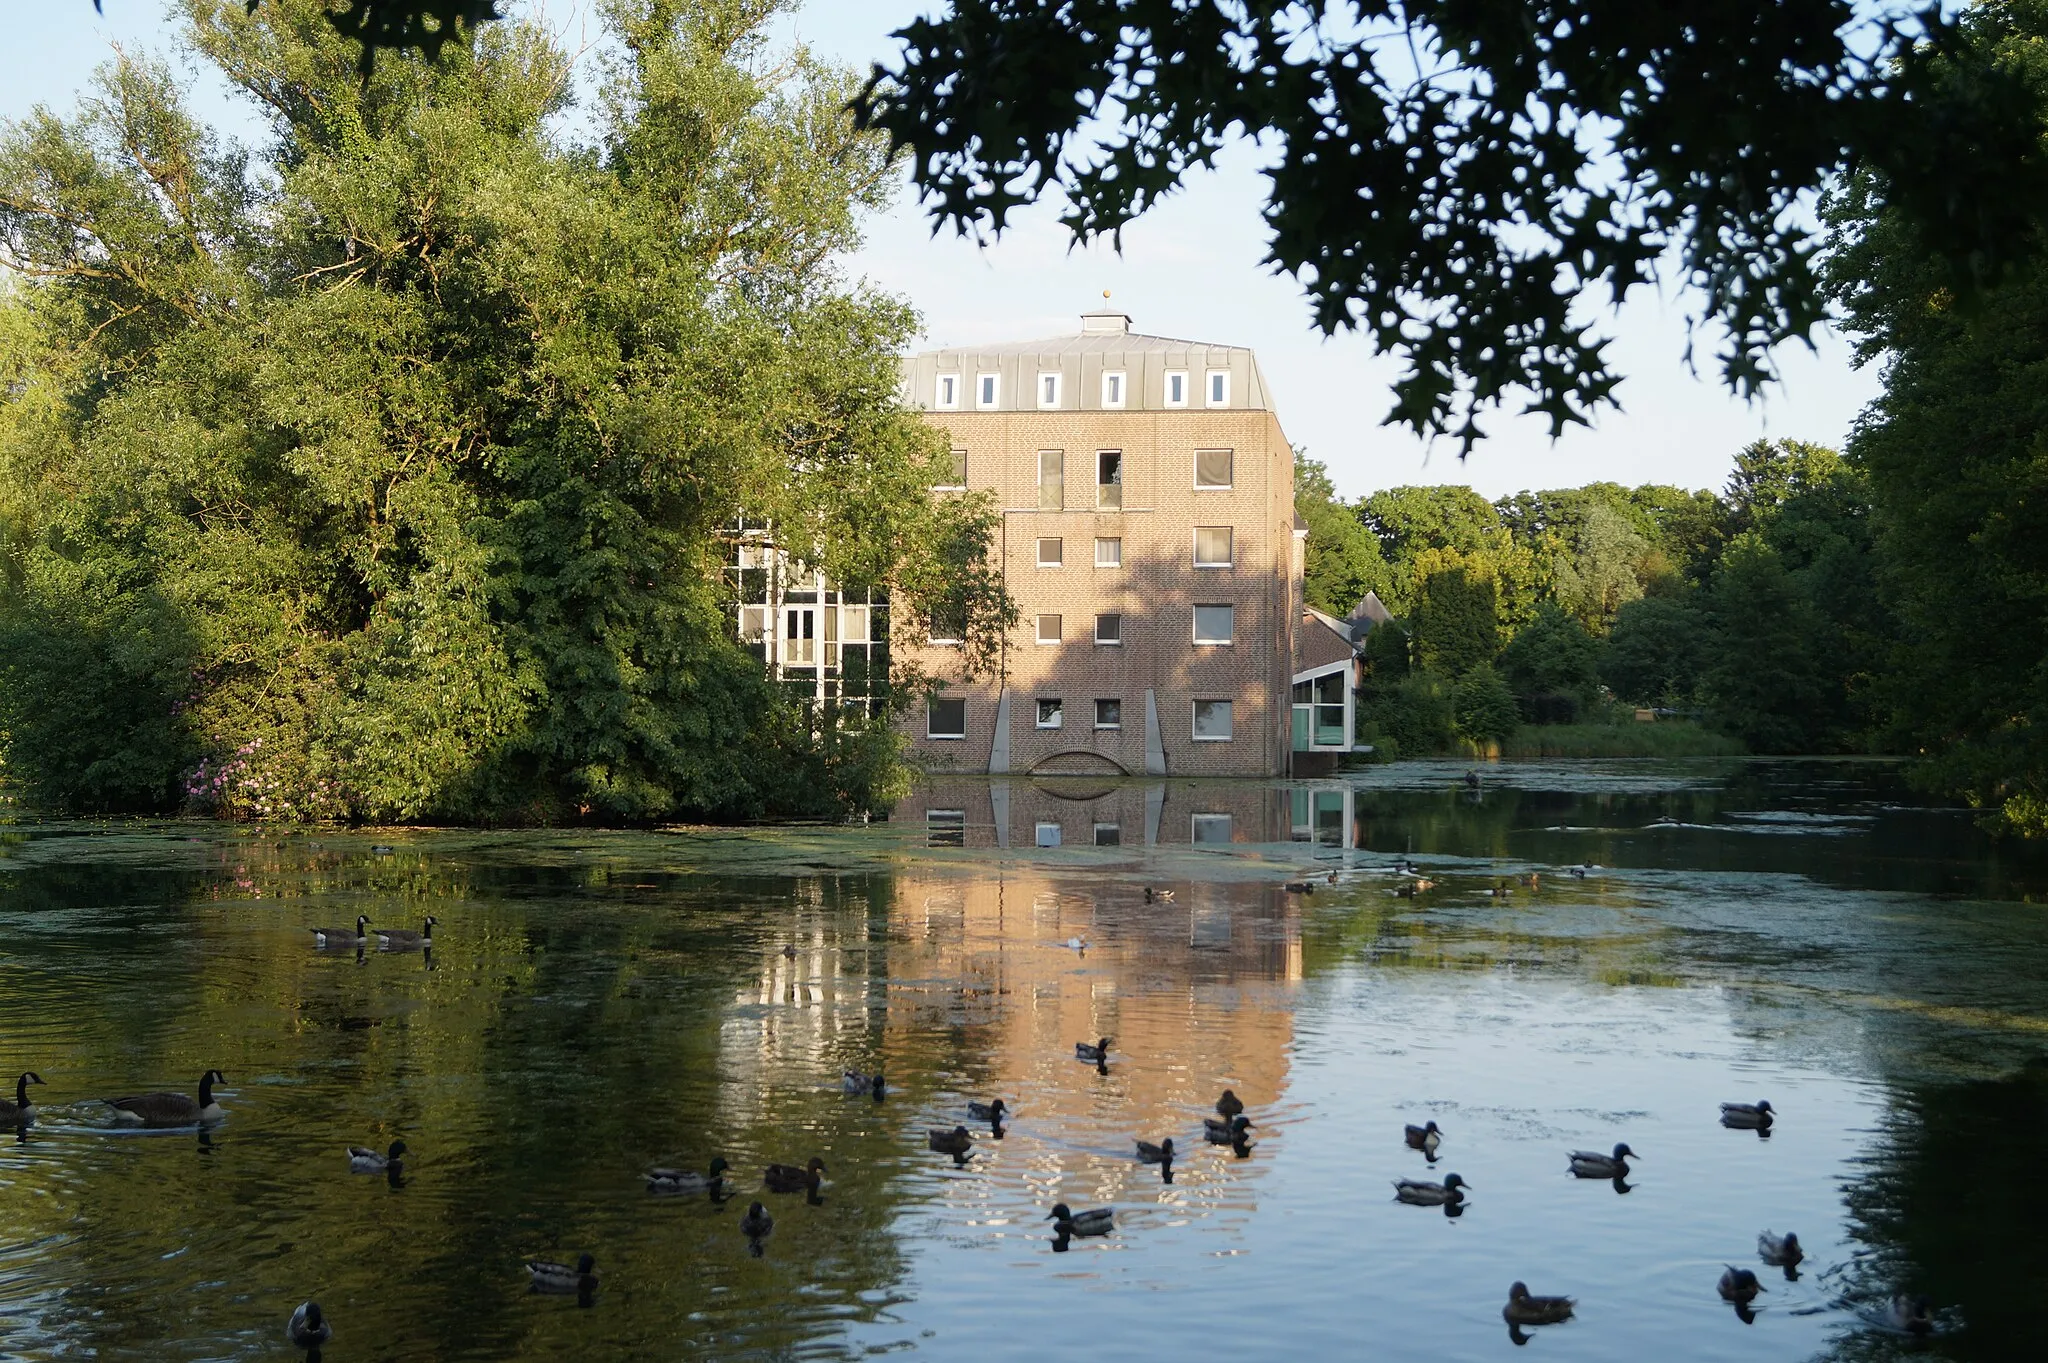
[1036,613,1063,645]
[783,607,817,665]
[1035,822,1062,848]
[1036,697,1064,729]
[1193,604,1235,645]
[1038,371,1062,409]
[1096,450,1122,509]
[1192,700,1234,741]
[738,605,768,643]
[737,540,769,570]
[1094,823,1122,846]
[928,809,966,847]
[1166,370,1188,407]
[1095,537,1122,567]
[1038,449,1064,511]
[1037,537,1064,568]
[1192,812,1233,842]
[977,372,999,408]
[1195,449,1234,488]
[1194,526,1234,567]
[1206,369,1230,406]
[1094,698,1122,729]
[1094,612,1122,645]
[928,696,967,739]
[934,448,967,488]
[840,604,869,644]
[1102,371,1126,408]
[936,374,960,410]
[928,608,964,645]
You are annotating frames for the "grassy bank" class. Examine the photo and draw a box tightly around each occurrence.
[1499,720,1747,759]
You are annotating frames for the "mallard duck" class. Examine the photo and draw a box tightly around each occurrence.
[526,1253,597,1295]
[311,916,369,948]
[1404,1120,1443,1155]
[1567,1143,1639,1178]
[928,1126,973,1156]
[1718,1266,1765,1304]
[966,1098,1008,1122]
[1143,887,1174,902]
[349,1139,406,1174]
[647,1156,729,1194]
[842,1069,885,1098]
[739,1201,774,1237]
[106,1069,227,1127]
[0,1071,45,1123]
[1047,1203,1113,1235]
[1757,1230,1802,1267]
[287,1300,331,1353]
[1074,1037,1112,1062]
[370,844,395,855]
[1569,864,1591,878]
[1204,1115,1253,1143]
[374,916,436,949]
[1720,1100,1774,1129]
[1215,1088,1245,1119]
[1520,872,1541,888]
[1393,1173,1469,1205]
[1881,1294,1934,1335]
[1489,880,1513,898]
[763,1157,826,1193]
[1134,1137,1175,1164]
[1503,1281,1575,1326]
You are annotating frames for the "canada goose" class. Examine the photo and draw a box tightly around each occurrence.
[0,1071,45,1123]
[349,1139,406,1174]
[1718,1266,1765,1304]
[842,1069,885,1098]
[1567,1143,1639,1179]
[1204,1115,1253,1143]
[1757,1230,1803,1267]
[1720,1100,1775,1129]
[647,1156,729,1195]
[1404,1120,1444,1155]
[374,916,435,949]
[287,1300,331,1354]
[106,1070,227,1127]
[763,1157,825,1194]
[1215,1088,1245,1119]
[967,1099,1007,1122]
[739,1200,774,1237]
[527,1253,596,1294]
[1503,1281,1574,1326]
[928,1126,973,1156]
[1047,1203,1113,1235]
[310,916,369,948]
[1393,1173,1470,1206]
[1074,1038,1112,1062]
[1134,1137,1174,1164]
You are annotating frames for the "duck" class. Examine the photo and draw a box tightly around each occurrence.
[105,1069,227,1127]
[780,943,798,960]
[1143,887,1174,902]
[1215,1089,1245,1119]
[842,1069,885,1098]
[1519,872,1541,888]
[374,916,436,949]
[1392,1173,1469,1206]
[1881,1293,1934,1335]
[1063,936,1088,951]
[763,1157,826,1194]
[1134,1137,1175,1164]
[310,916,369,949]
[1282,880,1315,894]
[349,1139,406,1174]
[646,1156,729,1195]
[526,1253,597,1295]
[1567,1143,1639,1179]
[967,1099,1007,1123]
[928,1126,974,1156]
[1404,1120,1444,1155]
[1204,1115,1253,1144]
[739,1201,774,1238]
[1047,1203,1113,1235]
[1718,1266,1766,1304]
[1720,1099,1774,1129]
[1074,1037,1112,1062]
[1569,865,1590,878]
[287,1300,332,1354]
[1757,1230,1803,1267]
[1503,1281,1575,1326]
[1489,881,1513,898]
[0,1071,45,1123]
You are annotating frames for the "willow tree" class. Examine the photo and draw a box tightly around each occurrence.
[0,0,1006,822]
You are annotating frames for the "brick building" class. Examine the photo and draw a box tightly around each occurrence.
[896,310,1305,777]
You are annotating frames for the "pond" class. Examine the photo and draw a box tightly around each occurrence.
[2,759,2046,1362]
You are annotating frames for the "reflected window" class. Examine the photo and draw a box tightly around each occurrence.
[1036,822,1062,848]
[927,809,965,847]
[1094,823,1121,846]
[1192,812,1233,843]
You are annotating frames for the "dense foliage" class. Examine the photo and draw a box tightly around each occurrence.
[0,0,1006,822]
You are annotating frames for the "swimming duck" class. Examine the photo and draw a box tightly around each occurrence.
[287,1300,331,1354]
[371,845,395,855]
[1502,1281,1575,1326]
[1047,1203,1113,1235]
[646,1156,729,1195]
[1757,1230,1802,1267]
[1520,872,1541,888]
[105,1069,227,1127]
[374,916,436,949]
[1135,1137,1175,1164]
[739,1201,774,1238]
[1404,1120,1443,1155]
[1489,881,1513,898]
[0,1071,45,1123]
[1567,1143,1639,1179]
[310,916,369,949]
[928,1126,974,1156]
[1720,1100,1774,1129]
[1881,1294,1934,1335]
[526,1253,597,1295]
[1215,1088,1245,1119]
[967,1098,1008,1122]
[842,1069,885,1098]
[349,1139,406,1174]
[1282,881,1315,894]
[1393,1173,1469,1206]
[1204,1115,1253,1143]
[1143,887,1174,902]
[1718,1266,1765,1304]
[780,943,798,960]
[763,1157,826,1194]
[1075,1037,1112,1063]
[1569,865,1589,878]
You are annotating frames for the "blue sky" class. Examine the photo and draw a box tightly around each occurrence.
[5,2,1884,501]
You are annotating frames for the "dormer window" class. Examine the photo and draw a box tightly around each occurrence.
[1206,369,1230,407]
[1165,370,1188,408]
[1037,371,1062,409]
[936,373,960,410]
[1101,370,1126,408]
[977,373,999,408]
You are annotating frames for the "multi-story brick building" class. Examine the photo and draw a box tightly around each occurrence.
[895,310,1306,778]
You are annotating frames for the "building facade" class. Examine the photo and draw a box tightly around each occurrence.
[896,311,1302,777]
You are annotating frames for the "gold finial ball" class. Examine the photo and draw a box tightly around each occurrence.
[1102,290,1111,300]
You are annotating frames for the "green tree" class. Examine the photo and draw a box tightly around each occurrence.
[1294,450,1391,616]
[1602,597,1708,707]
[1409,550,1497,678]
[1498,603,1599,720]
[1701,535,1827,753]
[1548,501,1649,633]
[1358,484,1499,613]
[1361,617,1410,682]
[1453,665,1519,747]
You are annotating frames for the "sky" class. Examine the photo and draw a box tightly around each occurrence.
[4,1,1885,502]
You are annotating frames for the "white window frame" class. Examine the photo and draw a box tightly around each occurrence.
[1192,603,1235,646]
[1093,823,1122,846]
[936,374,960,410]
[1096,449,1122,509]
[1036,613,1063,645]
[1101,370,1127,409]
[934,447,967,490]
[1194,448,1235,489]
[1035,822,1062,848]
[738,605,768,643]
[1095,536,1123,568]
[976,372,1000,409]
[1094,612,1122,645]
[1037,536,1064,568]
[1094,698,1122,730]
[1193,526,1234,568]
[927,696,967,739]
[1191,700,1234,742]
[1035,697,1064,730]
[1037,370,1063,409]
[1206,369,1230,407]
[840,604,869,644]
[1192,812,1233,842]
[1165,370,1189,408]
